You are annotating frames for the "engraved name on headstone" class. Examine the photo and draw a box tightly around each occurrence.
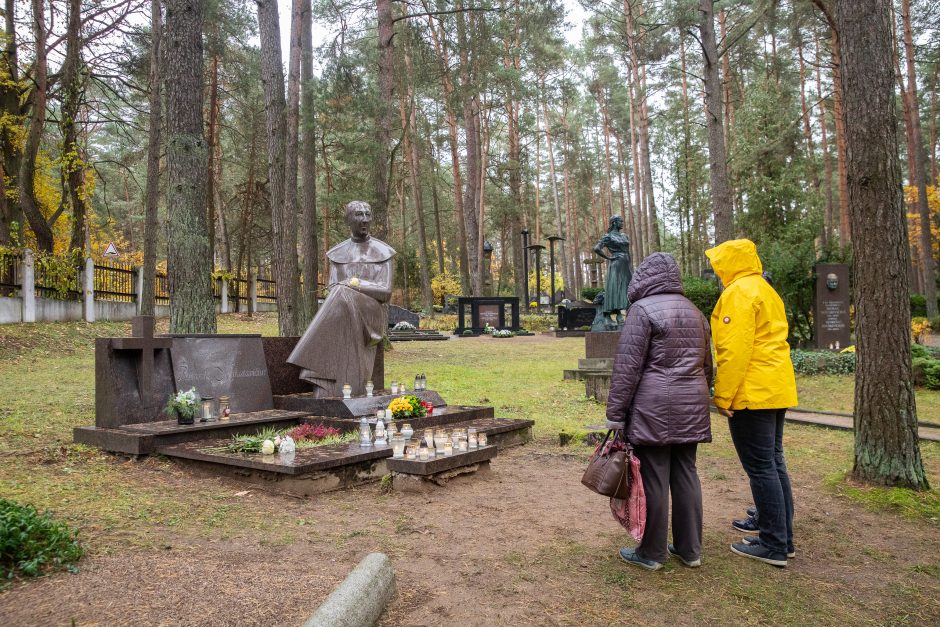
[814,263,851,351]
[170,335,274,413]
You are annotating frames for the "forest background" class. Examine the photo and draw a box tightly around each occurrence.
[0,0,938,344]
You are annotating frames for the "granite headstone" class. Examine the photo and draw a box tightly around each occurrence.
[814,263,851,351]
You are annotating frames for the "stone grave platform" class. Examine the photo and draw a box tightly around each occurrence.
[388,329,449,342]
[387,445,497,493]
[545,330,587,338]
[563,357,614,381]
[77,316,534,496]
[157,417,532,496]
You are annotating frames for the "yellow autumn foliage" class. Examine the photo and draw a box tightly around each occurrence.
[906,185,940,264]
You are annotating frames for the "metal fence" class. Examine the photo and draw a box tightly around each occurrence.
[256,276,277,303]
[155,272,170,305]
[0,251,20,297]
[94,261,136,302]
[33,260,81,301]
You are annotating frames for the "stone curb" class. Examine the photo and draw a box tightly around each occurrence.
[303,553,396,627]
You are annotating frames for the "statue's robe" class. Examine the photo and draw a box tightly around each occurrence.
[287,237,396,397]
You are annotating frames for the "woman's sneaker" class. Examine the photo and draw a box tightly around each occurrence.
[730,542,787,567]
[667,544,701,567]
[619,548,663,571]
[743,535,795,559]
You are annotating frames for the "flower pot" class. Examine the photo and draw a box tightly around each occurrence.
[176,409,194,426]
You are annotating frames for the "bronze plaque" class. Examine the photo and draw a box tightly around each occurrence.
[170,335,273,413]
[478,304,500,328]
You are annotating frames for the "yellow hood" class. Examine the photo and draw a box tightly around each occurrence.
[705,239,763,286]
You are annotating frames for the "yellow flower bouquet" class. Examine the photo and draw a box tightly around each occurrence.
[388,395,429,419]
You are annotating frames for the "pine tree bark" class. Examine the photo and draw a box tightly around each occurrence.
[373,0,394,241]
[206,53,220,266]
[815,33,836,246]
[836,0,928,489]
[165,0,215,333]
[300,0,319,324]
[140,0,162,317]
[0,0,21,244]
[62,0,88,252]
[457,4,482,295]
[699,0,734,244]
[541,94,571,296]
[900,0,937,318]
[19,0,53,253]
[831,28,851,243]
[257,0,300,335]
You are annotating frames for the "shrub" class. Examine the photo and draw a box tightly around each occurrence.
[1,498,83,583]
[461,329,473,336]
[925,361,940,391]
[581,287,602,302]
[790,349,856,375]
[912,317,932,345]
[683,276,720,318]
[910,294,927,318]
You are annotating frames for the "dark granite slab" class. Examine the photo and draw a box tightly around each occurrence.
[300,405,495,433]
[169,335,273,413]
[262,336,308,396]
[157,439,393,475]
[73,426,156,455]
[274,390,446,417]
[386,445,497,476]
[121,409,308,434]
[585,331,621,359]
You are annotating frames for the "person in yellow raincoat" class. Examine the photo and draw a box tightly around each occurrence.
[705,239,798,568]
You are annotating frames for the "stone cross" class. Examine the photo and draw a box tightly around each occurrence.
[111,316,173,408]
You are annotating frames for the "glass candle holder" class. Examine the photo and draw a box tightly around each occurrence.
[376,409,385,421]
[424,429,434,448]
[468,435,478,449]
[401,423,414,440]
[218,395,231,421]
[418,446,429,461]
[390,381,399,395]
[414,375,421,391]
[444,441,454,456]
[342,384,352,399]
[366,380,374,397]
[391,436,405,458]
[458,440,468,452]
[200,397,216,423]
[478,432,488,447]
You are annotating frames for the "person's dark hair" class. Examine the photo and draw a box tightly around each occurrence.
[762,271,774,287]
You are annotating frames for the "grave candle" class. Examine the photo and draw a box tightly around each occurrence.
[401,423,414,440]
[418,446,429,461]
[218,395,231,421]
[414,375,421,391]
[458,440,468,452]
[390,381,399,395]
[342,384,352,399]
[444,442,454,456]
[478,432,488,447]
[391,436,405,458]
[200,397,216,423]
[366,380,374,397]
[468,435,478,449]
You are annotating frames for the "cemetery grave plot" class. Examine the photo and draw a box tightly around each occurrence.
[75,316,533,495]
[387,304,448,341]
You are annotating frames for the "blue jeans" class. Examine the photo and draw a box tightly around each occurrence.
[727,409,794,555]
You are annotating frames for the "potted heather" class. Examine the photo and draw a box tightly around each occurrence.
[164,388,199,425]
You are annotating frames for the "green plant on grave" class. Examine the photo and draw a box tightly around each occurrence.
[0,498,83,584]
[163,388,199,421]
[581,287,602,302]
[462,329,473,336]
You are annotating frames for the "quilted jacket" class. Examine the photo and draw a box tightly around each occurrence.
[605,253,713,446]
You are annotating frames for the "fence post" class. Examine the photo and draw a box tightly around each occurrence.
[249,271,257,314]
[21,249,36,323]
[84,258,95,322]
[135,266,144,314]
[221,278,229,314]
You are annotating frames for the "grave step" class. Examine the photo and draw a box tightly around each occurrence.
[301,404,496,433]
[386,444,497,476]
[75,409,310,455]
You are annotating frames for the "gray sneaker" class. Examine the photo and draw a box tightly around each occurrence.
[668,544,701,567]
[619,548,663,571]
[743,535,795,559]
[730,542,787,567]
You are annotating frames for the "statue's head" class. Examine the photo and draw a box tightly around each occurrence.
[345,201,372,241]
[826,272,838,290]
[608,215,623,232]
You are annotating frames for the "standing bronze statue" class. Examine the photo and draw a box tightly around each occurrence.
[593,215,633,326]
[288,201,396,397]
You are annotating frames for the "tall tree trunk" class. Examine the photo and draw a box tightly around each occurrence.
[542,94,571,296]
[257,0,300,335]
[206,54,220,267]
[699,0,734,244]
[300,0,319,324]
[816,33,836,246]
[638,82,660,251]
[427,132,445,275]
[62,0,87,252]
[19,0,53,252]
[373,0,394,241]
[928,63,938,183]
[457,4,481,295]
[628,89,646,258]
[831,27,851,243]
[900,0,937,317]
[402,33,432,312]
[837,0,927,489]
[166,0,215,333]
[0,0,21,244]
[140,0,162,317]
[797,37,821,195]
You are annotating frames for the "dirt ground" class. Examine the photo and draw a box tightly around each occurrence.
[2,440,939,627]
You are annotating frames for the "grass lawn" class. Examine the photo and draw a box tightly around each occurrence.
[1,314,939,625]
[797,373,940,419]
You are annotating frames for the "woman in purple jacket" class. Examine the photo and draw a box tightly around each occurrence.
[606,253,713,571]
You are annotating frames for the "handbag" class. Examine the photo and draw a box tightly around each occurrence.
[611,449,646,542]
[580,430,629,500]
